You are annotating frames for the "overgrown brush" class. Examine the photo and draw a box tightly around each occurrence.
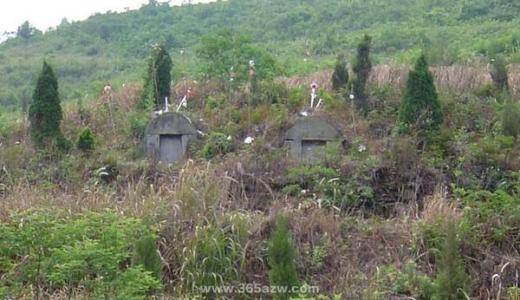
[0,210,162,299]
[177,214,250,295]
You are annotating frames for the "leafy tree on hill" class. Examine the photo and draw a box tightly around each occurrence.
[16,21,40,40]
[2,0,520,110]
[399,54,443,131]
[352,34,372,114]
[331,54,349,92]
[29,61,66,149]
[140,44,172,110]
[196,29,279,83]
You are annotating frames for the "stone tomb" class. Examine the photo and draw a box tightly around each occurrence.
[284,117,341,159]
[145,112,197,163]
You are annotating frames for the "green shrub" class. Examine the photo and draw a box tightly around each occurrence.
[457,185,519,246]
[258,81,289,105]
[282,184,302,196]
[230,108,243,124]
[205,95,225,110]
[366,261,434,299]
[110,266,163,300]
[77,127,95,151]
[306,234,332,272]
[201,132,233,159]
[128,112,150,140]
[287,166,340,184]
[285,164,374,210]
[132,234,162,278]
[0,211,163,298]
[267,104,289,128]
[287,88,306,110]
[267,215,300,300]
[55,134,72,153]
[452,134,516,191]
[394,261,434,298]
[474,83,496,98]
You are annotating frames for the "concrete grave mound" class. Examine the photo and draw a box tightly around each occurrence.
[145,112,197,163]
[285,117,341,160]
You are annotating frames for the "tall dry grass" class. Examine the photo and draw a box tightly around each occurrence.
[279,64,520,99]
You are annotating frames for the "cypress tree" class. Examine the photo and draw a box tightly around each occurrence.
[352,34,372,114]
[140,44,172,110]
[17,21,39,40]
[29,61,64,148]
[331,54,349,92]
[267,215,299,300]
[399,54,443,131]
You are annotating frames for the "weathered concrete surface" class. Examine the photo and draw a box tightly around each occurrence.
[285,117,341,159]
[145,112,197,163]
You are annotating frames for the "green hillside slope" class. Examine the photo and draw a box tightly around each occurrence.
[0,0,519,109]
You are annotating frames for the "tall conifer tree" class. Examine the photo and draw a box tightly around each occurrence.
[399,54,443,131]
[352,34,372,114]
[29,61,64,147]
[331,54,349,92]
[140,44,172,109]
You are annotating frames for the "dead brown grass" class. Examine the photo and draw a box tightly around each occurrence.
[420,186,462,225]
[279,64,520,99]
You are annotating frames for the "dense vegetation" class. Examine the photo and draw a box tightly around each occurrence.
[0,0,519,299]
[1,0,520,109]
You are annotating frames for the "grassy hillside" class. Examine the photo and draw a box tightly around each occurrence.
[1,57,519,298]
[1,0,520,109]
[0,0,519,298]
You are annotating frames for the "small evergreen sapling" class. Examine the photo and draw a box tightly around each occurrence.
[399,54,443,131]
[267,215,299,300]
[77,127,95,151]
[433,220,469,300]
